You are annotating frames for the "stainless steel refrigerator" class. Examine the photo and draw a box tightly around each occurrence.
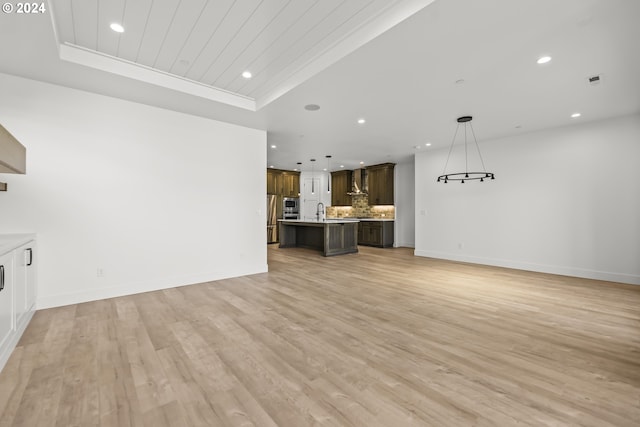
[267,194,278,243]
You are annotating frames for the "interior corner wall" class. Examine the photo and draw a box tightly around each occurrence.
[0,73,268,308]
[394,160,415,248]
[414,114,640,285]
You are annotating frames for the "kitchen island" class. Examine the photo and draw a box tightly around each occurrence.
[279,219,358,256]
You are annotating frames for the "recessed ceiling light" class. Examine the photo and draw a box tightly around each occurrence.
[537,56,552,64]
[357,118,366,124]
[571,112,581,118]
[110,23,125,33]
[242,71,252,79]
[340,165,344,168]
[294,168,298,171]
[269,165,274,168]
[270,145,276,149]
[323,168,327,171]
[359,161,364,165]
[425,143,432,147]
[304,104,320,111]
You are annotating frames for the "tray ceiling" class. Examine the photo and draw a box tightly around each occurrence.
[49,0,434,110]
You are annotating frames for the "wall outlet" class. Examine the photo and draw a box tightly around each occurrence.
[97,268,104,277]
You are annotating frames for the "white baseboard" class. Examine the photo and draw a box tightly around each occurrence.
[413,250,640,286]
[394,242,415,248]
[36,264,268,310]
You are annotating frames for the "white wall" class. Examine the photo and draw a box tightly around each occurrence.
[415,114,640,285]
[394,160,415,248]
[300,171,330,220]
[0,73,267,308]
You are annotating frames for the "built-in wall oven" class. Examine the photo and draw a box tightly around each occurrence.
[283,197,299,220]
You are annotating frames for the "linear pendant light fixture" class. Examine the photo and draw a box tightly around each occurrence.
[326,155,332,193]
[437,116,495,184]
[310,158,316,194]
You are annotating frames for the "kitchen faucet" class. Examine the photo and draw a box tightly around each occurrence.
[316,202,325,222]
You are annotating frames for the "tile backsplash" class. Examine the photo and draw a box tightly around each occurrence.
[326,193,395,219]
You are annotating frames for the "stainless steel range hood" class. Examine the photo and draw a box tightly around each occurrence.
[348,168,368,195]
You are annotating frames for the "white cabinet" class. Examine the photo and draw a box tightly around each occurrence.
[14,242,36,330]
[0,252,14,352]
[0,234,37,373]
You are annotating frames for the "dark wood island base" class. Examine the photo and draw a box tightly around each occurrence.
[279,220,359,256]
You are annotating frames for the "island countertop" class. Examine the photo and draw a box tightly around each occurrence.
[278,219,359,224]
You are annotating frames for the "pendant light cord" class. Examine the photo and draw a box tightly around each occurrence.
[464,123,468,174]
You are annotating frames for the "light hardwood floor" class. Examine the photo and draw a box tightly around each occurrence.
[1,245,639,426]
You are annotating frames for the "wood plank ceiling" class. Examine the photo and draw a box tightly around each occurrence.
[49,0,410,106]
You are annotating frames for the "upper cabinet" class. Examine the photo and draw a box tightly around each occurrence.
[367,163,395,205]
[281,172,300,198]
[267,169,282,195]
[267,169,300,197]
[0,124,26,174]
[331,170,352,206]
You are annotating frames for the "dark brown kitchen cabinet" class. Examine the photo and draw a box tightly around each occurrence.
[0,124,26,174]
[267,168,300,196]
[366,163,395,205]
[331,170,352,206]
[1,124,26,191]
[281,172,300,197]
[358,220,394,247]
[266,169,282,195]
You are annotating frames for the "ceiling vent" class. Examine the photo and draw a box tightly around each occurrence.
[587,74,603,85]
